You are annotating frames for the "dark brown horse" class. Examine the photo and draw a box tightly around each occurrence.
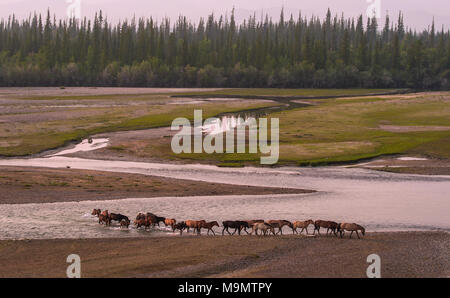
[222,221,250,235]
[172,221,187,235]
[313,220,339,236]
[136,213,146,220]
[109,213,129,224]
[144,213,166,227]
[91,209,101,217]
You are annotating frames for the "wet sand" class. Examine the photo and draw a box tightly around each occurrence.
[0,166,311,204]
[0,232,447,278]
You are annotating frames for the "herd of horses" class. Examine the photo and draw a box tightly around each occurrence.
[91,209,366,239]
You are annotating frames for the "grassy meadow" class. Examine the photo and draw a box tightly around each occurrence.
[0,88,449,166]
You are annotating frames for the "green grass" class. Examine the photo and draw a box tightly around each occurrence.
[0,98,277,156]
[159,92,450,166]
[1,89,448,166]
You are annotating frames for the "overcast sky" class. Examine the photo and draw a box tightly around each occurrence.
[0,0,448,30]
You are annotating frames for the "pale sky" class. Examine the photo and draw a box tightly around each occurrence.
[0,0,448,30]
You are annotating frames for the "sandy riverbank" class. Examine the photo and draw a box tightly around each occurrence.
[0,232,447,278]
[0,166,312,204]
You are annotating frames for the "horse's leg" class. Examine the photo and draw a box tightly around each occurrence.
[350,231,353,238]
[211,229,216,236]
[356,231,360,239]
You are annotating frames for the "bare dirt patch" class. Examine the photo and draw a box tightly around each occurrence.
[0,232,447,278]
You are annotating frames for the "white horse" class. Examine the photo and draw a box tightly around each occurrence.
[251,223,275,236]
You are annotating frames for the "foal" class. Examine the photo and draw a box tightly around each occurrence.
[200,221,219,235]
[252,223,275,236]
[172,221,187,235]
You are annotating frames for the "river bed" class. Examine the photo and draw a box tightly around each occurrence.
[0,156,449,239]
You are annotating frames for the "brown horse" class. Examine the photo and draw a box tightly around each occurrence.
[313,220,339,236]
[266,220,293,235]
[164,218,177,228]
[134,218,149,229]
[200,221,219,235]
[292,220,314,235]
[338,223,366,239]
[99,210,110,225]
[91,209,101,217]
[185,220,206,234]
[172,221,187,235]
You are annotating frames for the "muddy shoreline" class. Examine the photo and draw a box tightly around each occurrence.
[0,231,447,278]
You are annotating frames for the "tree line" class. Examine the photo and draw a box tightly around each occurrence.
[0,9,449,88]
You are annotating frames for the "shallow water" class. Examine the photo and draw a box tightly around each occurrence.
[397,157,429,161]
[0,156,449,239]
[48,138,109,156]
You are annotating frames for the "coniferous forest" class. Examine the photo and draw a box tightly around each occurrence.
[0,9,449,89]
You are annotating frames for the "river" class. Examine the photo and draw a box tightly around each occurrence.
[0,156,448,239]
